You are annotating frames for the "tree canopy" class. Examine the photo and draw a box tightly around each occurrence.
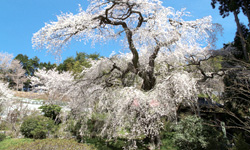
[31,0,224,148]
[33,0,220,91]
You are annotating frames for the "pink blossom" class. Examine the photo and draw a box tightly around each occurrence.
[132,99,139,107]
[149,99,159,107]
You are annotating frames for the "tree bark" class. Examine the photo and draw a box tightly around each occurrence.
[16,78,19,91]
[243,0,250,28]
[233,10,249,61]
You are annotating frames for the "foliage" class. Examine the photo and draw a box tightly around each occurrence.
[15,54,40,76]
[211,0,240,18]
[0,138,33,150]
[0,133,6,142]
[173,116,208,150]
[56,52,100,77]
[204,125,228,150]
[212,0,250,23]
[232,133,249,150]
[82,115,128,150]
[172,115,228,150]
[211,0,250,61]
[159,121,178,150]
[232,23,250,59]
[39,61,57,71]
[8,138,95,150]
[20,115,55,139]
[39,104,62,124]
[216,60,250,143]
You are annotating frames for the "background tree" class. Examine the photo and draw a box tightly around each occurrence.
[9,60,27,91]
[15,54,42,90]
[0,52,13,81]
[238,0,250,27]
[39,61,57,71]
[57,52,99,76]
[220,58,250,141]
[211,0,249,61]
[15,54,41,76]
[232,23,250,59]
[30,68,73,102]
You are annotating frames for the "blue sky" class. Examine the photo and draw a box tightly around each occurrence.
[0,0,248,63]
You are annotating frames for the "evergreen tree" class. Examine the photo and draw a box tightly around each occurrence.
[211,0,249,61]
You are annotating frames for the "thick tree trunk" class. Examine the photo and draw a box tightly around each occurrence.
[243,0,250,28]
[16,79,19,91]
[233,10,249,61]
[21,82,24,91]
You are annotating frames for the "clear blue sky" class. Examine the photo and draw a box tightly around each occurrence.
[0,0,248,63]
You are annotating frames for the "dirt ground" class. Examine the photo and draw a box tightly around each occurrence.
[13,91,48,100]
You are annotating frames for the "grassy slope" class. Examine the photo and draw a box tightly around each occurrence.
[0,138,33,150]
[0,138,95,150]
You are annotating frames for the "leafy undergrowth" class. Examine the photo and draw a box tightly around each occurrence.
[0,138,33,150]
[6,138,95,150]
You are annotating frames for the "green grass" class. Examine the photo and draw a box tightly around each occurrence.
[0,138,33,150]
[0,138,96,150]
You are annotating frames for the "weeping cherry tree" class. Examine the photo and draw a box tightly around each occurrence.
[32,0,222,148]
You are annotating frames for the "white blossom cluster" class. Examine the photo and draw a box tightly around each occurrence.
[0,81,13,118]
[68,56,199,140]
[30,69,74,101]
[32,0,218,60]
[0,81,12,98]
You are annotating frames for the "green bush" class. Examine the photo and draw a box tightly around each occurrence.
[20,115,55,139]
[39,104,62,124]
[160,121,178,150]
[0,133,6,142]
[172,116,228,150]
[173,116,208,150]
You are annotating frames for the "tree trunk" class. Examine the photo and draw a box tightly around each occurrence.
[139,71,156,91]
[233,10,249,61]
[16,79,19,91]
[243,0,250,28]
[21,82,24,91]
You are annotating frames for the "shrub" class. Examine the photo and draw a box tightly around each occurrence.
[0,133,6,142]
[20,115,55,139]
[172,115,228,150]
[173,116,208,150]
[160,121,178,150]
[39,104,62,124]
